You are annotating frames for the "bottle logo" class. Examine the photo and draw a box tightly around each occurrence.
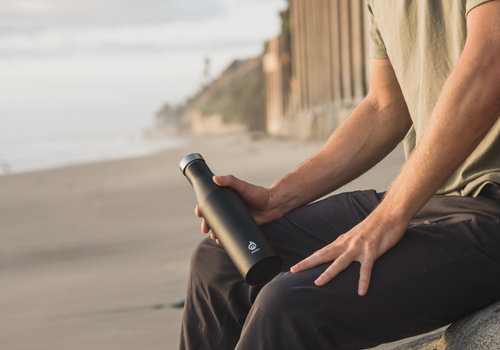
[248,241,260,254]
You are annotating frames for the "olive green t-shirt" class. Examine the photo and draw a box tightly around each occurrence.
[366,0,500,196]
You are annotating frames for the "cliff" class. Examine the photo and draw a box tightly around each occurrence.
[155,56,266,135]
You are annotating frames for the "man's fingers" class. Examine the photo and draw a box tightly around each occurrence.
[196,205,212,233]
[358,256,375,296]
[290,245,342,273]
[209,233,220,244]
[290,234,378,291]
[201,219,210,233]
[213,175,237,188]
[213,174,250,194]
[313,253,353,286]
[214,174,258,197]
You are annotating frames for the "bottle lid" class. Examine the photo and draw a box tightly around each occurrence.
[179,153,204,174]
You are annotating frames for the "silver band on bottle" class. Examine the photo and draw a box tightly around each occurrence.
[179,153,204,174]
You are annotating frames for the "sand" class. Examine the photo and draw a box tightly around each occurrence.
[0,133,423,350]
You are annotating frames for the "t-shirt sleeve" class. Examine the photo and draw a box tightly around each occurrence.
[466,0,497,16]
[366,0,388,59]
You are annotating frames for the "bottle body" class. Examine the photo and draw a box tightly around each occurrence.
[180,153,282,285]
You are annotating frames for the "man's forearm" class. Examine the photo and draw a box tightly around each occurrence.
[269,89,411,216]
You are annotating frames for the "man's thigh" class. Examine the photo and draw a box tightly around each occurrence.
[238,193,500,349]
[261,189,383,270]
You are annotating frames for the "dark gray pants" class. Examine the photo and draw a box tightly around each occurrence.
[180,187,500,350]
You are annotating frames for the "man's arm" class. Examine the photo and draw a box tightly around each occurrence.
[266,59,412,218]
[291,1,500,296]
[210,58,412,227]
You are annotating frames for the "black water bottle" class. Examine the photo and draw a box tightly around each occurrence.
[179,153,283,285]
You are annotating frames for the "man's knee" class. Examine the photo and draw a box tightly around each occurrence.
[188,237,243,287]
[189,237,212,267]
[189,238,223,278]
[248,265,361,326]
[250,272,311,322]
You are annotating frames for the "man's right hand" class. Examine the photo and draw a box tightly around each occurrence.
[195,174,280,242]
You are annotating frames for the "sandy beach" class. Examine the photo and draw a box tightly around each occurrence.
[0,133,424,350]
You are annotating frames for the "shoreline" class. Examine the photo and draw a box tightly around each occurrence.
[0,133,410,349]
[0,133,185,177]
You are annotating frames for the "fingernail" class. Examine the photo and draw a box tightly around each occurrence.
[290,265,298,273]
[358,288,366,296]
[314,277,323,285]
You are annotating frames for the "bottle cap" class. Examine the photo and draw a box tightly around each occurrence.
[179,153,204,174]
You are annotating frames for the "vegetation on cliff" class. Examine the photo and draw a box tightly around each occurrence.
[156,56,266,133]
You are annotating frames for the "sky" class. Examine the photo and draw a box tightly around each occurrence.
[0,0,287,142]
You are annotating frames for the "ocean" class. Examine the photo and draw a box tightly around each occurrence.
[0,114,183,175]
[0,0,286,175]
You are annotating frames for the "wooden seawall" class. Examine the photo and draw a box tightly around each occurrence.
[264,0,370,139]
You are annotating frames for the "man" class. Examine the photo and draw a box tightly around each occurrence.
[180,1,500,349]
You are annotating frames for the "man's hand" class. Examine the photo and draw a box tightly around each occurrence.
[195,174,280,242]
[290,205,408,296]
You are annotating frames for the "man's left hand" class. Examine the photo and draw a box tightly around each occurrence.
[290,208,408,296]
